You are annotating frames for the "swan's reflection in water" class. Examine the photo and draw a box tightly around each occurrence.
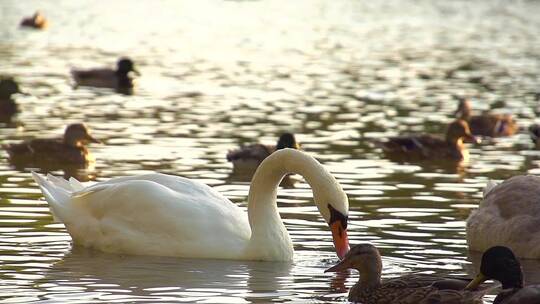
[42,247,294,303]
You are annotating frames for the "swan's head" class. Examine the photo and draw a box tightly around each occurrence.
[312,172,349,260]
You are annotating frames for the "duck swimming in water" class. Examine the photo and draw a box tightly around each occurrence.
[466,246,540,304]
[20,11,48,29]
[381,119,477,162]
[227,133,300,173]
[454,99,518,137]
[71,58,139,91]
[326,244,486,304]
[4,123,100,165]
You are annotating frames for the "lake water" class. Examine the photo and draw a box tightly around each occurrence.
[1,0,540,303]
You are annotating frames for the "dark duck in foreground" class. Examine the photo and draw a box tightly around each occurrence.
[466,246,540,304]
[454,99,518,137]
[326,244,487,303]
[71,58,139,92]
[4,123,101,165]
[381,119,478,162]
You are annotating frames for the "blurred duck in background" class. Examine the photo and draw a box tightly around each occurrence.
[227,133,300,174]
[3,123,101,166]
[0,78,22,121]
[466,175,540,259]
[454,98,518,137]
[528,124,540,149]
[466,246,540,304]
[71,58,139,93]
[326,244,487,304]
[381,119,478,162]
[20,11,48,29]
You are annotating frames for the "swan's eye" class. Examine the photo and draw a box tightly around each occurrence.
[328,204,348,230]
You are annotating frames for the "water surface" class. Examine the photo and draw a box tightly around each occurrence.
[1,0,540,303]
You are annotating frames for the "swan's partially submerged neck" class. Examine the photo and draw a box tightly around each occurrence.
[246,149,349,261]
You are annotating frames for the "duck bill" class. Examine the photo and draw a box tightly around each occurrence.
[465,273,487,290]
[330,221,350,260]
[131,68,141,76]
[325,257,351,273]
[465,134,480,144]
[85,134,102,144]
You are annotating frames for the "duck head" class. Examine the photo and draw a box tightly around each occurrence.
[466,246,523,290]
[325,244,382,279]
[0,78,22,99]
[64,123,101,147]
[446,119,478,145]
[454,98,472,120]
[276,133,300,150]
[116,58,140,76]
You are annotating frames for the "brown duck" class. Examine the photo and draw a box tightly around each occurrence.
[455,99,518,137]
[4,123,100,165]
[226,133,300,172]
[466,246,540,304]
[71,58,139,91]
[20,11,48,29]
[326,244,487,304]
[381,119,477,161]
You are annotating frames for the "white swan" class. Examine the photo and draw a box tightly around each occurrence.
[466,175,540,259]
[32,149,350,261]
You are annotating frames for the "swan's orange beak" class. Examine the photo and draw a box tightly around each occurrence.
[330,221,349,260]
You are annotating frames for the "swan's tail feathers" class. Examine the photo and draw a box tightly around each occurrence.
[32,172,75,222]
[483,180,499,198]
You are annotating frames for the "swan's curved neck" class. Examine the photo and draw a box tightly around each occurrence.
[245,149,340,261]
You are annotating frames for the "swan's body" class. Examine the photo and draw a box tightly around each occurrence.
[466,175,540,258]
[33,149,349,261]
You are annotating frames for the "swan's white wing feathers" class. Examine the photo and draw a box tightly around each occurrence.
[41,173,251,259]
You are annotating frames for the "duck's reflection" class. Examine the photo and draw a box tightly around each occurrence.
[43,247,293,303]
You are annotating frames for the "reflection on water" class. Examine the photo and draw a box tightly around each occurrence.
[1,0,540,303]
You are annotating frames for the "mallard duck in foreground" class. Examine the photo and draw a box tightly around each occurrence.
[466,246,540,304]
[325,244,486,304]
[0,78,22,119]
[4,123,100,165]
[32,149,349,261]
[381,119,478,161]
[226,133,300,172]
[20,11,48,29]
[466,175,540,259]
[455,99,518,137]
[71,58,139,90]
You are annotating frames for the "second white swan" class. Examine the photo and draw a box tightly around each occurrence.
[32,149,350,261]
